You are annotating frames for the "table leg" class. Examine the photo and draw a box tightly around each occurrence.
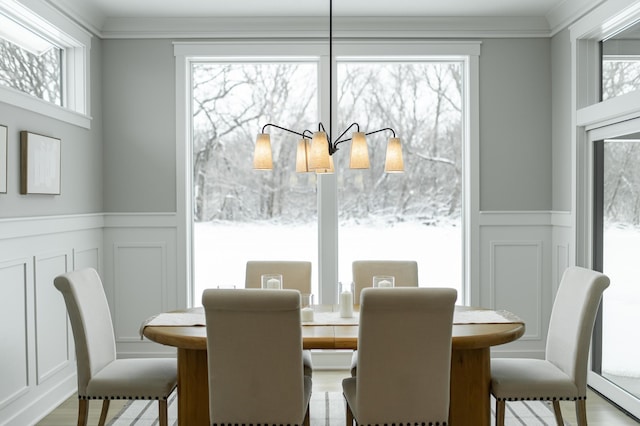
[177,348,210,426]
[449,347,491,426]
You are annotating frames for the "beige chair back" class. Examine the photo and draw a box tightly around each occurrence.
[53,268,117,396]
[245,260,312,294]
[202,288,311,425]
[545,266,610,393]
[354,287,456,424]
[352,260,418,303]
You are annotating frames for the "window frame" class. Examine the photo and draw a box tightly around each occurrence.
[174,39,479,307]
[0,0,91,128]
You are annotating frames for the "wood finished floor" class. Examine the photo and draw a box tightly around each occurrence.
[37,370,638,425]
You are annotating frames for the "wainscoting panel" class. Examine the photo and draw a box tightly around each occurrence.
[113,243,167,342]
[0,260,30,410]
[103,215,179,357]
[490,240,542,341]
[34,252,71,385]
[0,215,102,426]
[479,212,555,358]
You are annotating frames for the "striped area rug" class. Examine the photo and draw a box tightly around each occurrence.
[108,392,568,426]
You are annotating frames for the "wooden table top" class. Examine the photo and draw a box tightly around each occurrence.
[142,306,525,351]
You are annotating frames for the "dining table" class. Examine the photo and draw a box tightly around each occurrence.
[141,304,524,426]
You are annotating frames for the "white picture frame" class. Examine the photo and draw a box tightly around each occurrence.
[20,131,61,195]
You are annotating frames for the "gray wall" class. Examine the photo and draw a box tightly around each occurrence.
[551,29,573,212]
[102,39,176,213]
[0,37,103,218]
[99,37,553,214]
[479,38,552,211]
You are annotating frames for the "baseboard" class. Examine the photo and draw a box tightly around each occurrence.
[1,374,76,426]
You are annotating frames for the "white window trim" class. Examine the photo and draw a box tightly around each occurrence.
[174,39,480,307]
[0,0,91,128]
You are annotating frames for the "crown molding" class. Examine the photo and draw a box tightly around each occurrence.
[44,0,103,36]
[546,0,605,35]
[99,16,552,39]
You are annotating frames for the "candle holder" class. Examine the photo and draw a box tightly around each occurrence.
[338,281,354,318]
[301,293,314,322]
[261,274,283,289]
[373,275,395,288]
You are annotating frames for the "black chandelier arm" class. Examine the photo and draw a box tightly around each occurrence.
[261,123,312,139]
[333,126,397,146]
[332,122,360,148]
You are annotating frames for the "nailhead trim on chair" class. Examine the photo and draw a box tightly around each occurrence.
[495,396,586,402]
[212,424,303,426]
[356,422,447,426]
[79,395,170,400]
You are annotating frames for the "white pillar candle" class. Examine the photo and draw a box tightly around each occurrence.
[340,290,354,318]
[266,278,280,289]
[301,307,314,322]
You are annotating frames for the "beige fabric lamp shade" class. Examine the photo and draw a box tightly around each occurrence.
[384,137,404,173]
[253,133,273,170]
[349,131,370,169]
[308,131,331,171]
[296,139,310,173]
[314,155,334,174]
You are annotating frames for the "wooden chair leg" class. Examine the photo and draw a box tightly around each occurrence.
[495,399,506,426]
[98,400,110,426]
[303,405,310,426]
[346,402,355,426]
[575,399,588,426]
[158,400,168,426]
[552,400,564,426]
[77,399,89,426]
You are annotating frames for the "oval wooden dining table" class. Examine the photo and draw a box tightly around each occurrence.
[142,306,524,426]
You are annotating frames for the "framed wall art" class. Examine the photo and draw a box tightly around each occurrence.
[20,131,61,195]
[0,125,6,193]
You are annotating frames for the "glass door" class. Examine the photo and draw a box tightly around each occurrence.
[592,132,640,419]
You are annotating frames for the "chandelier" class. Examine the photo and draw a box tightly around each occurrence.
[252,0,404,174]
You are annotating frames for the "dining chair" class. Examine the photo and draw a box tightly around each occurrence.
[350,260,419,376]
[342,287,457,426]
[245,260,312,293]
[53,268,177,426]
[245,260,314,376]
[351,260,419,303]
[202,288,312,426]
[490,266,610,426]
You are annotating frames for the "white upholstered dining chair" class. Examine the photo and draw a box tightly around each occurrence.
[245,260,314,376]
[54,268,177,426]
[351,260,419,303]
[202,288,312,426]
[490,266,610,426]
[245,260,312,293]
[342,287,457,426]
[350,260,419,376]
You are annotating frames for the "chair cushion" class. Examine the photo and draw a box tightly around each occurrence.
[85,358,177,400]
[491,358,580,401]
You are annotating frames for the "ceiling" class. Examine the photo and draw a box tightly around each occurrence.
[46,0,604,37]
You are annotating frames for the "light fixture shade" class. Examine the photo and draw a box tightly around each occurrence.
[253,133,273,170]
[384,137,404,173]
[349,132,370,169]
[308,131,331,171]
[296,139,310,173]
[315,155,335,174]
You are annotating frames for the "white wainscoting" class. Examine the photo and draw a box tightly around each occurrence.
[103,213,179,358]
[0,214,103,426]
[0,210,575,421]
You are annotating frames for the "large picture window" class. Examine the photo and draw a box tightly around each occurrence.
[180,41,475,306]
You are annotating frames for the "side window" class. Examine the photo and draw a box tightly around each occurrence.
[601,20,640,101]
[0,13,62,105]
[0,2,90,127]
